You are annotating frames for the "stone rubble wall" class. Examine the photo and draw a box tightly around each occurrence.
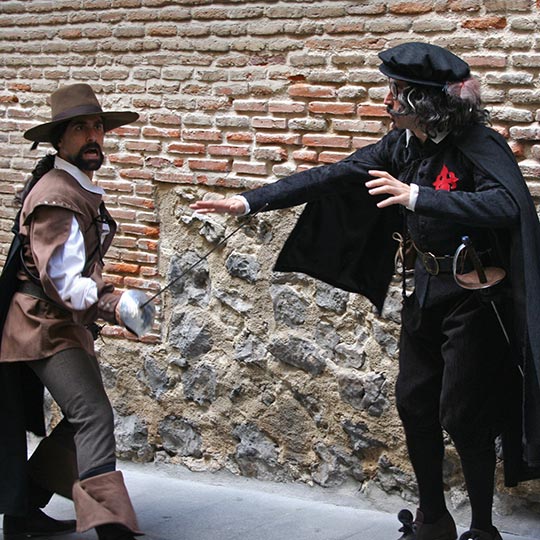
[1,0,540,519]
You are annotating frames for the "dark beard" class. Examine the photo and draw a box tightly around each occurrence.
[73,143,104,171]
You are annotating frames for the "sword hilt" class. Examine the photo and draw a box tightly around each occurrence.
[461,235,487,284]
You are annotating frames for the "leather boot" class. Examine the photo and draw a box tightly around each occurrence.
[3,508,76,538]
[397,509,457,540]
[72,470,141,535]
[458,528,503,540]
[96,523,138,540]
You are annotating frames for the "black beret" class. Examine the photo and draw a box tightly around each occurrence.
[378,42,470,88]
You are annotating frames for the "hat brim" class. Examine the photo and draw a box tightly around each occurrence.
[23,110,139,142]
[379,63,445,88]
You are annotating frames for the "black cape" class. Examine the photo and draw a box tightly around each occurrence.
[0,211,46,514]
[272,124,540,487]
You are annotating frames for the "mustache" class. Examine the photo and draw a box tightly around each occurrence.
[79,143,103,154]
[386,105,409,117]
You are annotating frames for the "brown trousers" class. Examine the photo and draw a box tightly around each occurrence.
[27,347,116,488]
[26,348,139,534]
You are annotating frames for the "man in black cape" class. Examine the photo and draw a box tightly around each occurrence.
[191,42,540,540]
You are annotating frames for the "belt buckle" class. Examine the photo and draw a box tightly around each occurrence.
[422,252,440,275]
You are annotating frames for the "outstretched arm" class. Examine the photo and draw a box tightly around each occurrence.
[189,196,247,215]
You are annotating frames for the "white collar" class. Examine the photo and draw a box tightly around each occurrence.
[405,129,450,147]
[54,156,104,195]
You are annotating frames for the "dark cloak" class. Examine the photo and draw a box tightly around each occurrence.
[0,210,46,514]
[265,124,540,487]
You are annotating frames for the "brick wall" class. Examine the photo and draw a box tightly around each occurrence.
[2,0,540,520]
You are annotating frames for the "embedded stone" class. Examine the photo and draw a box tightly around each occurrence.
[114,413,154,462]
[232,422,281,480]
[311,442,365,487]
[214,287,253,313]
[315,282,349,314]
[168,250,210,307]
[234,333,267,364]
[342,419,386,456]
[183,363,217,405]
[337,371,389,416]
[270,285,308,327]
[267,336,326,375]
[225,252,260,283]
[158,415,203,458]
[137,355,171,400]
[168,311,213,359]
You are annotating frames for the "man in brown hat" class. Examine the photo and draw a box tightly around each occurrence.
[190,43,540,540]
[0,83,145,540]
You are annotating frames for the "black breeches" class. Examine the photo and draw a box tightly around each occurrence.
[396,291,507,451]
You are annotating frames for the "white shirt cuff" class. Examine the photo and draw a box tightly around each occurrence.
[407,184,419,211]
[232,195,250,215]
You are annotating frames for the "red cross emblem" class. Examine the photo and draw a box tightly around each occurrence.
[433,165,459,191]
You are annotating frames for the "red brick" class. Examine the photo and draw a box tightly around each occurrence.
[102,274,124,287]
[308,102,356,115]
[352,137,380,149]
[227,132,254,142]
[119,224,160,238]
[233,100,268,112]
[138,239,159,251]
[154,172,196,184]
[108,154,143,165]
[288,84,336,98]
[232,162,267,175]
[118,196,155,209]
[358,104,388,117]
[302,134,351,148]
[142,126,181,138]
[145,157,173,168]
[124,277,161,291]
[110,126,140,137]
[292,150,318,162]
[208,145,250,157]
[255,133,301,145]
[108,208,137,221]
[168,142,206,154]
[111,237,138,249]
[0,94,18,103]
[461,17,506,30]
[189,159,230,172]
[104,262,140,274]
[182,129,222,141]
[119,169,154,180]
[268,101,306,114]
[126,141,161,152]
[318,151,351,163]
[389,1,434,14]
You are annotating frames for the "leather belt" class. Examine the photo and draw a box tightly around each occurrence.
[413,243,490,276]
[18,280,50,301]
[17,280,68,313]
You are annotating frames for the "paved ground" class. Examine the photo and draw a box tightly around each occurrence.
[1,460,539,540]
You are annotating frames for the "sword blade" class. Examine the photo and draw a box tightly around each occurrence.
[140,203,268,307]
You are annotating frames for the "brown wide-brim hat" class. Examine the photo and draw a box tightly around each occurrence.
[23,83,139,143]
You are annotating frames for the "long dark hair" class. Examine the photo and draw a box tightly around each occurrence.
[16,122,67,206]
[15,153,56,206]
[394,77,490,138]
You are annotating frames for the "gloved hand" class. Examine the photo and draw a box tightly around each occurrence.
[116,290,155,337]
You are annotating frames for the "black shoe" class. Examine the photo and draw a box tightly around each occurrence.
[3,508,76,538]
[397,508,457,540]
[458,528,503,540]
[397,509,416,539]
